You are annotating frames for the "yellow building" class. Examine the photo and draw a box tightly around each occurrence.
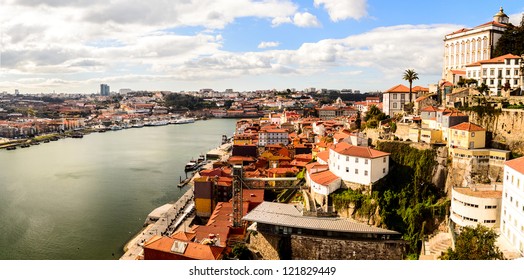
[448,122,486,149]
[420,128,443,144]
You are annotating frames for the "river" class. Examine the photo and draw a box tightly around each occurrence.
[0,118,237,260]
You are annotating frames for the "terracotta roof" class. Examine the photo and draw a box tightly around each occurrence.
[316,150,329,163]
[384,84,410,93]
[331,142,390,159]
[412,86,429,92]
[143,236,224,260]
[467,53,521,66]
[474,20,508,29]
[309,170,340,186]
[447,27,472,36]
[420,106,438,112]
[505,157,524,174]
[450,70,466,75]
[449,122,485,132]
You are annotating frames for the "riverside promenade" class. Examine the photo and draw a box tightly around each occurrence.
[119,140,232,260]
[120,184,196,260]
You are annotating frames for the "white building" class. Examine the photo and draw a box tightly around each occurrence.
[450,186,502,229]
[382,84,412,117]
[443,7,510,81]
[465,53,523,95]
[328,142,390,185]
[501,157,524,256]
[258,128,289,146]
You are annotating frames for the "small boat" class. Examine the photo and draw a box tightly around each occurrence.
[6,146,16,150]
[43,139,50,143]
[20,143,30,148]
[173,117,196,124]
[71,134,83,138]
[184,160,198,172]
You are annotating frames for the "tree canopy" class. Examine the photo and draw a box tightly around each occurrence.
[402,69,419,103]
[493,16,524,57]
[439,224,504,260]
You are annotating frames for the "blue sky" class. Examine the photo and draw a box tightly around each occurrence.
[0,0,523,94]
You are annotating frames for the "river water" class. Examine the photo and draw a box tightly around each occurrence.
[0,118,237,260]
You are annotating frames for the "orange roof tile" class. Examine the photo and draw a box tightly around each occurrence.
[449,122,485,132]
[505,157,524,174]
[385,84,410,93]
[421,106,438,112]
[309,170,340,186]
[331,142,390,159]
[316,150,329,163]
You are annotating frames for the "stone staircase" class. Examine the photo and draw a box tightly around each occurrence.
[419,231,452,260]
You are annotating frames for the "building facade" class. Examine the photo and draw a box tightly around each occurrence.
[501,157,524,256]
[328,142,390,185]
[450,186,502,229]
[465,54,523,95]
[442,7,510,80]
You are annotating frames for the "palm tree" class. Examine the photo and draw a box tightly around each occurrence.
[402,69,419,103]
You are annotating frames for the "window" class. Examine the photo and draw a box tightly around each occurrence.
[393,94,397,99]
[355,158,359,163]
[383,168,386,174]
[485,205,497,209]
[393,103,397,109]
[471,132,475,137]
[346,167,349,172]
[383,157,386,163]
[515,69,519,75]
[346,156,349,161]
[490,69,494,76]
[483,69,487,76]
[365,159,368,165]
[490,79,494,85]
[507,69,511,76]
[516,79,519,85]
[355,169,358,174]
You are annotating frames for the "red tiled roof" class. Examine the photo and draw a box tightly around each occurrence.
[309,170,340,186]
[467,53,521,66]
[316,150,329,163]
[505,157,524,174]
[421,106,438,112]
[412,86,429,92]
[331,142,390,159]
[385,84,410,93]
[143,236,224,260]
[449,122,485,132]
[474,21,508,29]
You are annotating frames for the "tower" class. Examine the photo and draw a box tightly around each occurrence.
[100,84,110,96]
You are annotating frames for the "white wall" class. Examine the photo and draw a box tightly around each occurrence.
[501,165,524,255]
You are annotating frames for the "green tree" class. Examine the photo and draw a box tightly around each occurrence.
[402,69,419,103]
[231,243,252,260]
[439,225,504,260]
[493,15,524,57]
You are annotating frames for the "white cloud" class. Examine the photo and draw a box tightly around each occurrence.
[314,0,368,21]
[509,12,523,25]
[293,12,322,28]
[271,16,293,27]
[258,41,280,49]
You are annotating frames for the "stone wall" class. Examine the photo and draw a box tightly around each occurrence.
[445,156,505,194]
[291,235,406,260]
[248,231,280,260]
[465,109,524,154]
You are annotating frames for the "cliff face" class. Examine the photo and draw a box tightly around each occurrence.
[465,109,524,154]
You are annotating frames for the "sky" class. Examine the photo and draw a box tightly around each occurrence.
[0,0,523,94]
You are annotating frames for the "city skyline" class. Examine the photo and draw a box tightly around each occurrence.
[0,0,523,94]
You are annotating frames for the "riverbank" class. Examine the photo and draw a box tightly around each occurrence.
[119,139,233,260]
